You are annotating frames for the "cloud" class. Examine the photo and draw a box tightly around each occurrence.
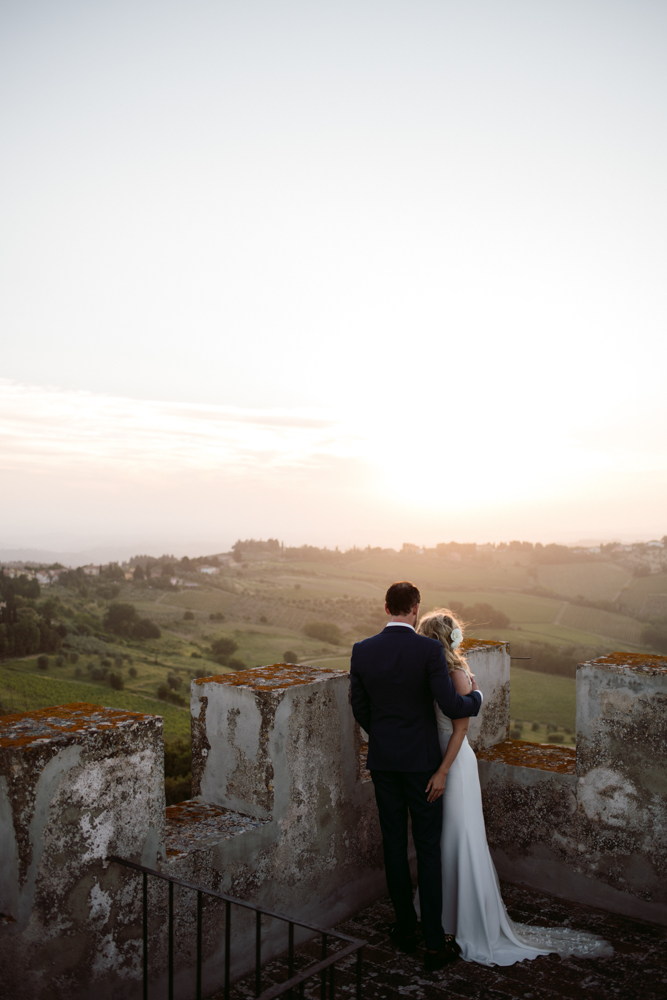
[0,379,362,477]
[1,379,665,550]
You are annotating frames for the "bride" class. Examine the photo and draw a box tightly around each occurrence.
[415,608,613,966]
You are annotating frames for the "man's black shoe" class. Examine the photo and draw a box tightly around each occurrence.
[389,925,418,953]
[424,937,461,970]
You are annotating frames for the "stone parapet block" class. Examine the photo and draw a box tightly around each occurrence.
[178,664,382,991]
[190,663,359,818]
[460,641,510,750]
[0,703,165,1000]
[479,652,667,926]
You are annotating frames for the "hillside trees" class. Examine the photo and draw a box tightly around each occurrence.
[0,573,64,660]
[103,602,161,640]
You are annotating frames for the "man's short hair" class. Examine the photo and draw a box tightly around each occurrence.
[385,581,421,616]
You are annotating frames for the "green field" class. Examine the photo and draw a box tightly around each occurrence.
[328,553,533,593]
[617,572,667,615]
[536,562,630,601]
[558,604,643,645]
[418,590,562,625]
[0,661,190,738]
[510,667,576,730]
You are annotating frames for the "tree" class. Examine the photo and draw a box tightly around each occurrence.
[133,618,161,639]
[101,562,126,582]
[211,635,239,665]
[303,622,343,645]
[104,603,139,635]
[103,602,161,639]
[449,601,510,629]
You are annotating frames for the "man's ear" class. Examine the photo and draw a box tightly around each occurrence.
[385,603,391,616]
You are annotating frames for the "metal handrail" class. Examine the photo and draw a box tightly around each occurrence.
[108,856,365,1000]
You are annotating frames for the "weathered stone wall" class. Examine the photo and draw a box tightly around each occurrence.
[0,703,165,1000]
[0,642,532,998]
[181,663,383,992]
[479,653,667,925]
[462,641,510,751]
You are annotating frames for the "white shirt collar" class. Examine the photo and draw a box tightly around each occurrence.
[385,622,416,632]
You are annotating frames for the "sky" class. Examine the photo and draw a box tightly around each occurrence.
[1,0,666,558]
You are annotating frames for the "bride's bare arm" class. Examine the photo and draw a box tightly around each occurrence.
[425,669,472,802]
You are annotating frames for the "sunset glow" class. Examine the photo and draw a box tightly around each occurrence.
[1,1,666,556]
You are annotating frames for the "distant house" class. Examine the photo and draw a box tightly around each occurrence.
[35,573,51,585]
[82,565,100,576]
[199,566,220,575]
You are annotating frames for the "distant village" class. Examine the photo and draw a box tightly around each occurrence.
[1,536,666,583]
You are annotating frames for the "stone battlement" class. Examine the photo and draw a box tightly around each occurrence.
[586,651,667,674]
[192,662,341,691]
[0,702,159,749]
[1,644,666,1000]
[164,799,269,860]
[480,651,667,927]
[476,738,576,774]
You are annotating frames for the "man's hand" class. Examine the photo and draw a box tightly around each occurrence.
[470,673,479,693]
[425,770,447,802]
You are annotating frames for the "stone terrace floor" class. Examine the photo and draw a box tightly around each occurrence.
[221,882,667,1000]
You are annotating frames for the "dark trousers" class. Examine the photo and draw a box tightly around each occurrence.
[371,769,445,952]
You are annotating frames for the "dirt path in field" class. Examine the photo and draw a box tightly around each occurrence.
[554,600,569,625]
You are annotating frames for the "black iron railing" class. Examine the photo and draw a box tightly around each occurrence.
[108,856,365,1000]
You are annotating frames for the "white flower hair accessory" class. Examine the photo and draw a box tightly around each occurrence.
[449,627,463,650]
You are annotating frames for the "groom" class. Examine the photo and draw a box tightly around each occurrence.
[350,581,482,970]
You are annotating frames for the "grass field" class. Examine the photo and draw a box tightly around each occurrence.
[0,661,190,738]
[418,590,562,625]
[559,604,643,645]
[617,572,667,614]
[517,622,633,649]
[293,554,533,593]
[510,667,576,730]
[536,562,631,601]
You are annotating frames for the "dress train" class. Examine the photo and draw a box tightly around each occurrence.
[416,708,613,966]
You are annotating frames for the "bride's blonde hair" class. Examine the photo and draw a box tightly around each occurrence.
[417,608,471,676]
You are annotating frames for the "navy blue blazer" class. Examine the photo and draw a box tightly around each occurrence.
[350,624,482,771]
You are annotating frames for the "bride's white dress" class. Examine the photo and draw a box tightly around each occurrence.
[416,706,613,966]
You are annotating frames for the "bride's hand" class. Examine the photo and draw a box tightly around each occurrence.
[426,770,447,802]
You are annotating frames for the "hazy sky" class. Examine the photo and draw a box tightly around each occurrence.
[1,0,666,555]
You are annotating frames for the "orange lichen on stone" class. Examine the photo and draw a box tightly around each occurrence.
[476,738,576,774]
[589,652,667,674]
[460,639,508,652]
[164,798,269,857]
[358,740,371,782]
[0,702,155,749]
[193,663,341,692]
